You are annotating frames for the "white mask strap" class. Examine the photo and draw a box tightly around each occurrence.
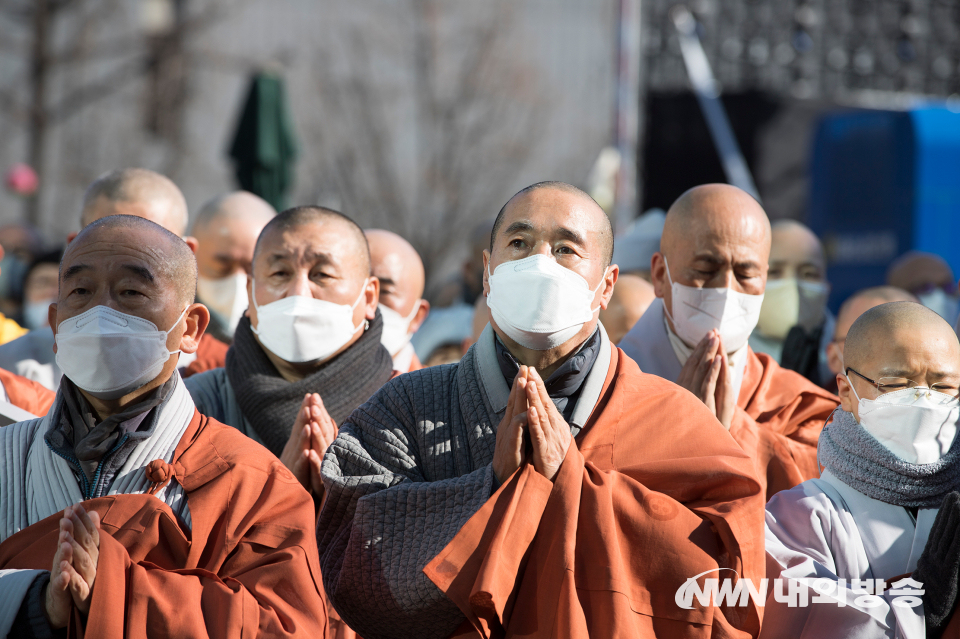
[845,373,862,403]
[166,304,190,356]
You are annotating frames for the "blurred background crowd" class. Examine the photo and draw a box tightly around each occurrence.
[0,0,958,391]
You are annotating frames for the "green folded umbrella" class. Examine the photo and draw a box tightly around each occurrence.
[228,72,298,212]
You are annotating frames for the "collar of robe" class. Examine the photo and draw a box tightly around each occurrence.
[818,408,960,508]
[494,327,601,422]
[225,310,395,456]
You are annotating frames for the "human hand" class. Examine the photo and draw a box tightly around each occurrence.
[524,367,572,481]
[280,393,337,496]
[492,366,529,485]
[44,529,74,628]
[676,329,734,428]
[59,503,101,616]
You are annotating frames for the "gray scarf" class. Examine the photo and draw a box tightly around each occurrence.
[818,408,960,508]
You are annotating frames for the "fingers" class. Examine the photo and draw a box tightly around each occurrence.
[308,449,325,496]
[73,503,100,547]
[700,356,722,410]
[289,449,312,489]
[64,531,96,584]
[66,505,98,551]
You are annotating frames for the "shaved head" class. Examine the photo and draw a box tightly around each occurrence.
[191,191,276,280]
[839,302,960,420]
[66,215,197,307]
[660,184,770,258]
[825,286,918,376]
[192,191,276,234]
[255,206,370,276]
[81,168,189,237]
[366,229,425,312]
[769,219,825,280]
[887,251,955,295]
[492,181,613,268]
[599,273,655,344]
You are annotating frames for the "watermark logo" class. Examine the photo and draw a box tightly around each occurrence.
[675,570,924,609]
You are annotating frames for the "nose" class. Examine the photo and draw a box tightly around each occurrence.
[288,272,313,298]
[720,267,737,290]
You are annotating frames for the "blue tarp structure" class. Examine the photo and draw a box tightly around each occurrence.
[808,106,960,311]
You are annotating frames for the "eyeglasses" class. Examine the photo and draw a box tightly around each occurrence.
[845,367,960,398]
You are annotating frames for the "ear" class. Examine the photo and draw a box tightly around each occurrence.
[178,303,210,355]
[183,236,199,255]
[245,275,257,327]
[597,265,619,311]
[482,250,491,297]
[825,341,843,376]
[836,372,858,418]
[364,277,380,320]
[409,299,430,334]
[650,252,668,298]
[48,303,59,352]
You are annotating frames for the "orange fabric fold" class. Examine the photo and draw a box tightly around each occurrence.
[731,349,839,499]
[0,366,54,416]
[181,333,229,379]
[425,346,766,639]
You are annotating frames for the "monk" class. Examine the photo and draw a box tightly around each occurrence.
[619,184,839,500]
[749,220,833,385]
[0,214,325,637]
[0,168,229,389]
[318,181,765,638]
[191,191,276,343]
[365,229,430,373]
[824,286,918,393]
[763,302,960,638]
[186,206,394,498]
[598,272,655,344]
[887,251,959,323]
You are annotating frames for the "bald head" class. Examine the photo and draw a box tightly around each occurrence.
[769,219,825,281]
[81,169,189,237]
[491,181,613,268]
[600,274,655,344]
[65,215,197,308]
[192,191,276,280]
[255,206,370,276]
[887,251,955,296]
[366,229,425,312]
[825,286,918,376]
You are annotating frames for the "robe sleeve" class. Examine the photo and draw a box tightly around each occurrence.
[317,382,495,639]
[730,406,822,499]
[0,568,45,637]
[761,485,924,639]
[79,469,326,638]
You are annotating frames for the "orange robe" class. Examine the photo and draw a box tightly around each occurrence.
[732,349,839,500]
[423,348,766,638]
[0,366,54,416]
[181,333,229,379]
[0,410,327,638]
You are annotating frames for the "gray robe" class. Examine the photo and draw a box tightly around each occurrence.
[318,323,612,639]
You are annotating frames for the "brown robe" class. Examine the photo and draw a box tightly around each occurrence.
[181,333,229,379]
[0,410,327,638]
[0,366,55,416]
[423,347,766,638]
[732,349,839,500]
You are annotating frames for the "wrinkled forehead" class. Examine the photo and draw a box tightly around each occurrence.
[255,220,365,271]
[496,192,604,248]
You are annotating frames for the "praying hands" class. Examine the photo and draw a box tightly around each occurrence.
[45,503,101,629]
[280,393,339,499]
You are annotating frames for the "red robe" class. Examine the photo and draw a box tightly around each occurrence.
[181,333,229,379]
[424,347,766,638]
[0,366,55,416]
[0,410,327,638]
[732,349,839,500]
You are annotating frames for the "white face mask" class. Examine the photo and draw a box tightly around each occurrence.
[756,278,830,340]
[55,305,187,400]
[487,254,602,351]
[918,288,960,323]
[847,376,960,464]
[23,298,53,330]
[379,302,419,356]
[197,272,249,334]
[251,280,366,364]
[663,256,764,352]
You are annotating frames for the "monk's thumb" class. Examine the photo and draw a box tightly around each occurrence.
[89,511,101,529]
